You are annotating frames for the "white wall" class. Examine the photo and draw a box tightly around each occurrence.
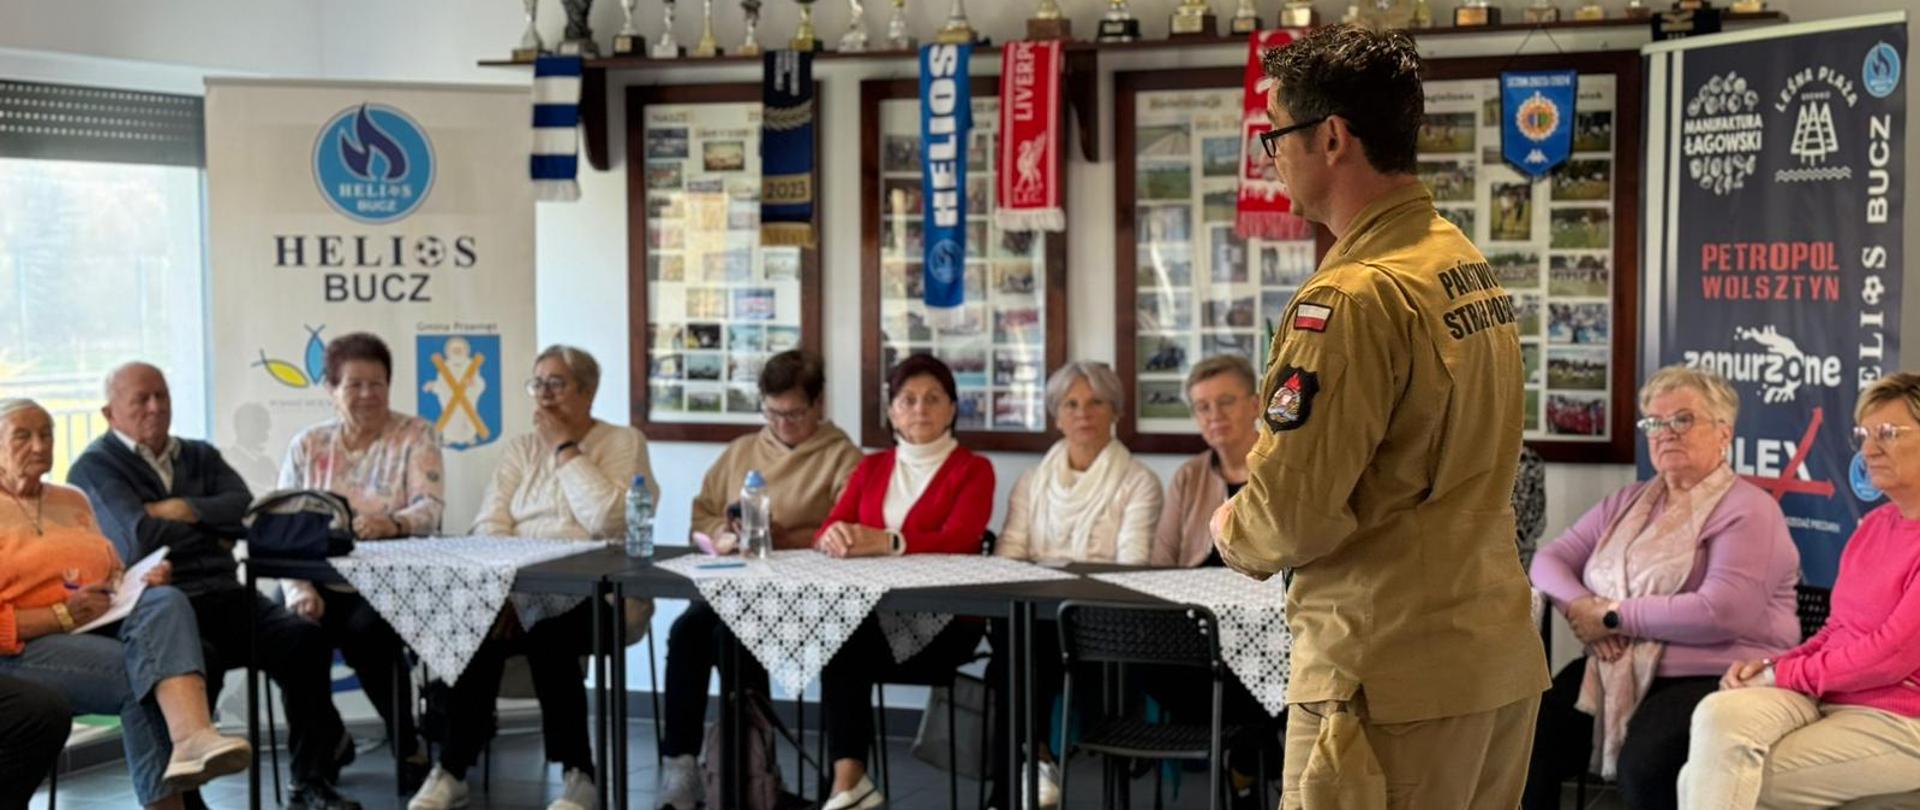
[4,0,1910,687]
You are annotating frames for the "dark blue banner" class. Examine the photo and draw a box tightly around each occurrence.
[1501,70,1578,178]
[919,42,973,316]
[1647,19,1906,585]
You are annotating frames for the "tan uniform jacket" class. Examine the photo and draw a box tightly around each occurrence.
[1217,183,1550,723]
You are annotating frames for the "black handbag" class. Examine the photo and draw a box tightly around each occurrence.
[244,489,357,559]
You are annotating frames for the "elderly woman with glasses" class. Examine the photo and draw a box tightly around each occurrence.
[656,350,863,810]
[1524,365,1800,810]
[407,344,657,810]
[1679,372,1920,807]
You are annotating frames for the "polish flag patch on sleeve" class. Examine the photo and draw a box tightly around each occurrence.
[1293,303,1332,332]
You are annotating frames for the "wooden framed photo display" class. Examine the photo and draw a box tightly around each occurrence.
[626,83,823,442]
[859,77,1068,452]
[1113,53,1641,464]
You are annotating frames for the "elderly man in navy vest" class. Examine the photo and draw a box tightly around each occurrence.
[67,362,363,810]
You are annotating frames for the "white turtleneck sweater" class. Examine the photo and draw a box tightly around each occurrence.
[883,433,959,531]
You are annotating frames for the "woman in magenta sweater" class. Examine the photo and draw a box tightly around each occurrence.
[1526,366,1800,810]
[1681,373,1920,808]
[814,355,994,810]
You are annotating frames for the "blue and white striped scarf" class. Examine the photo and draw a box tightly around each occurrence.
[531,55,583,202]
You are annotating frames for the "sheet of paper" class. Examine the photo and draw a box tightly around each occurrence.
[73,546,169,634]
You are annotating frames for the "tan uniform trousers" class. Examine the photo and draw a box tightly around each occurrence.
[1281,692,1541,810]
[1678,687,1920,810]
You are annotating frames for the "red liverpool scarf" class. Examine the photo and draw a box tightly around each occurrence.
[995,39,1065,232]
[1237,29,1314,241]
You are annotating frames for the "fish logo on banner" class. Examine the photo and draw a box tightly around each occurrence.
[418,334,501,451]
[313,103,436,223]
[1863,42,1901,99]
[1501,70,1577,179]
[919,42,972,325]
[254,325,329,389]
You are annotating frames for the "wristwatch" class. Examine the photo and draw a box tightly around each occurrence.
[50,602,75,632]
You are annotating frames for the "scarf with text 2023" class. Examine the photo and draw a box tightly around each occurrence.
[1237,30,1314,241]
[920,42,973,325]
[761,49,817,247]
[995,39,1064,233]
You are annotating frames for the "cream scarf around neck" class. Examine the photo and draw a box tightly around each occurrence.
[884,433,958,531]
[1025,438,1133,561]
[1577,464,1738,779]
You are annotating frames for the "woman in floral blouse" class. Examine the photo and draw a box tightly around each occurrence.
[278,332,444,775]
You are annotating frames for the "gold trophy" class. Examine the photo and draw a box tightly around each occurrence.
[1454,0,1501,26]
[1729,0,1764,12]
[1412,0,1434,27]
[886,0,916,48]
[1029,0,1073,40]
[513,0,547,61]
[840,0,871,52]
[1523,0,1561,22]
[1624,0,1654,17]
[791,0,822,50]
[934,0,978,44]
[1229,0,1263,33]
[1097,0,1143,41]
[692,0,725,56]
[738,0,764,55]
[1574,1,1605,18]
[1169,0,1219,39]
[1280,0,1318,26]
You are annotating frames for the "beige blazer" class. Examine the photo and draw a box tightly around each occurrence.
[1151,450,1231,568]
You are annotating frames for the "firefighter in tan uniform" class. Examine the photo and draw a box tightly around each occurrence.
[1209,26,1550,809]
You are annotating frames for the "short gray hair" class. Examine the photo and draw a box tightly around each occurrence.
[0,398,45,425]
[1044,361,1125,420]
[1640,364,1739,425]
[1184,355,1257,399]
[536,344,601,396]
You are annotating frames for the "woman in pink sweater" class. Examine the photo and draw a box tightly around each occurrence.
[1680,373,1920,807]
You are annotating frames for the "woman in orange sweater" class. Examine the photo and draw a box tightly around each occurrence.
[0,399,250,809]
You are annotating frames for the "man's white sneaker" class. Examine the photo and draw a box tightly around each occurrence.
[406,766,469,810]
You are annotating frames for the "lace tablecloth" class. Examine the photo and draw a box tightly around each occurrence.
[1092,569,1293,716]
[331,536,600,680]
[659,551,1076,695]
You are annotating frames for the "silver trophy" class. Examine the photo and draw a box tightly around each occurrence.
[652,0,685,57]
[840,0,871,52]
[738,0,764,55]
[513,0,545,61]
[558,0,600,56]
[886,0,915,49]
[613,0,644,55]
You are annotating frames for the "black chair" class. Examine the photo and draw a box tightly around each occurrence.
[1795,583,1831,641]
[1055,601,1253,810]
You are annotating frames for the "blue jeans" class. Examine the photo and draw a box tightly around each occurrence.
[0,585,207,805]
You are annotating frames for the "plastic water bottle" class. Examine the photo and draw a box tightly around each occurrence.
[739,469,772,560]
[626,474,654,560]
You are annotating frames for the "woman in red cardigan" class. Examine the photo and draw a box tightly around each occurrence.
[815,354,995,810]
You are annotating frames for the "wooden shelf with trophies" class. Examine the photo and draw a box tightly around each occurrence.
[857,75,1071,452]
[1115,50,1646,464]
[483,0,1781,172]
[626,82,825,442]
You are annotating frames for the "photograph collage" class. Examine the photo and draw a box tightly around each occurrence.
[877,96,1049,433]
[1421,75,1619,441]
[643,102,807,424]
[1132,88,1319,434]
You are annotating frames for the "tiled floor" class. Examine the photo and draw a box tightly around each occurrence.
[32,722,1626,809]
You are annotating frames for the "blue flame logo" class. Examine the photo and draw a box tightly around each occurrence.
[1863,42,1901,99]
[312,103,434,223]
